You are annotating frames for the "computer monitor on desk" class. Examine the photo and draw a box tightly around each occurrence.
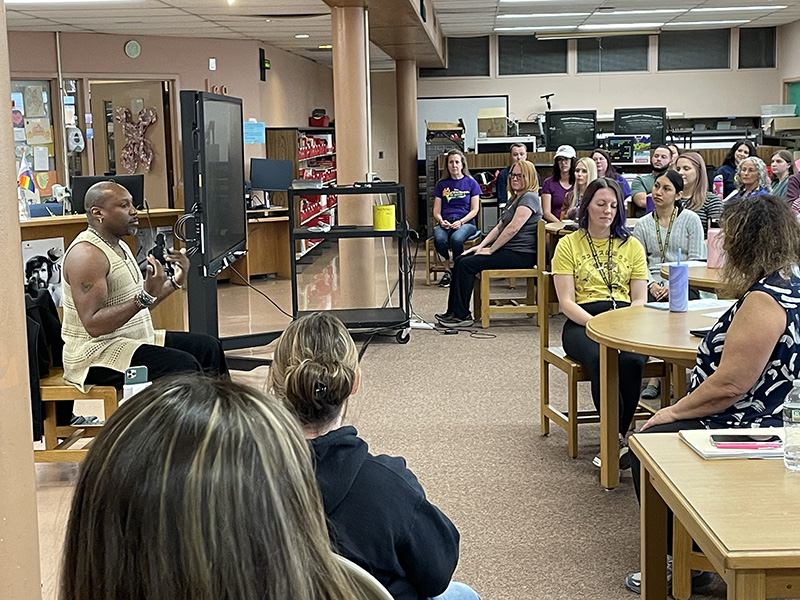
[250,158,293,191]
[70,174,145,214]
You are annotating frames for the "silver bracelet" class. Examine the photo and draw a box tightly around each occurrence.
[169,276,182,290]
[138,289,157,306]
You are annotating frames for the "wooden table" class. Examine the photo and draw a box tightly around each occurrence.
[659,264,724,294]
[629,433,800,600]
[585,306,717,489]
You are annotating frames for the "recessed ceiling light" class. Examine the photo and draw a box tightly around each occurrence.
[494,25,577,31]
[579,22,664,30]
[690,5,786,11]
[295,34,310,39]
[265,19,271,23]
[595,9,687,15]
[664,20,750,26]
[498,12,590,18]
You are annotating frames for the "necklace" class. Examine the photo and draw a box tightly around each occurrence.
[653,206,677,264]
[585,231,617,309]
[87,228,140,283]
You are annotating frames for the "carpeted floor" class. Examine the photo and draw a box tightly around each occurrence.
[324,272,730,600]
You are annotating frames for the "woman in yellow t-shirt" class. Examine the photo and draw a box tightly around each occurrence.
[551,177,649,469]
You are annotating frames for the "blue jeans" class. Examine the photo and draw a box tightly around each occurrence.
[433,224,478,262]
[430,581,481,600]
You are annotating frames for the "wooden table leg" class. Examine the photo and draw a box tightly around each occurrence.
[641,468,669,599]
[728,570,766,600]
[599,342,620,489]
[672,515,693,600]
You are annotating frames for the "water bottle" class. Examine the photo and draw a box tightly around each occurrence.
[784,380,800,471]
[713,174,724,200]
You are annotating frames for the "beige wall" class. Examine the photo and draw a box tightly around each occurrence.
[778,19,800,84]
[370,70,398,181]
[259,45,335,127]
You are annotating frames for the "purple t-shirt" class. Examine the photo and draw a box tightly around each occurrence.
[434,176,481,225]
[541,176,573,219]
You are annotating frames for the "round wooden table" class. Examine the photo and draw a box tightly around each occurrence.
[659,265,723,294]
[585,305,719,489]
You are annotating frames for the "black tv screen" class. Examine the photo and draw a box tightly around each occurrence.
[180,91,247,277]
[614,108,667,146]
[545,110,597,151]
[250,158,293,191]
[71,174,144,214]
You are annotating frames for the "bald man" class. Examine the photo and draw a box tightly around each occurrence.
[60,182,227,406]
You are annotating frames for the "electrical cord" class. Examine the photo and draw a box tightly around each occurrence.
[228,263,295,319]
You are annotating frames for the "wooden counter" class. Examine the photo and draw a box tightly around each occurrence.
[21,209,186,331]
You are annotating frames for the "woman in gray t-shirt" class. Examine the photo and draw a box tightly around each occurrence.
[435,160,543,327]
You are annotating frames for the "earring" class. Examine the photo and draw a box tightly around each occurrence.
[98,217,103,223]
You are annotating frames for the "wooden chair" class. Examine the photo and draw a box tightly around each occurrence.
[472,219,547,329]
[425,210,483,285]
[538,271,671,458]
[334,554,393,600]
[35,368,119,463]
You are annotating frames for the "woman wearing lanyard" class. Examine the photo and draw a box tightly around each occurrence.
[552,177,649,469]
[632,170,705,399]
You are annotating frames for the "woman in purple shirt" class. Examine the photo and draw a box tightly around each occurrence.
[541,145,575,223]
[432,150,481,288]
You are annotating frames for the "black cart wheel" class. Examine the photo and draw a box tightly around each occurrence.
[396,330,410,344]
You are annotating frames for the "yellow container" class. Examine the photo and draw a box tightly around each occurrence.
[372,204,396,231]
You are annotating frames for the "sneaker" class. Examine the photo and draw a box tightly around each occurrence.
[435,313,453,323]
[70,414,104,426]
[624,555,715,594]
[438,272,452,288]
[445,314,474,328]
[593,434,631,469]
[641,383,660,399]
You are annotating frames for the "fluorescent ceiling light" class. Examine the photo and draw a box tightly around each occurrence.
[498,12,590,18]
[495,25,576,31]
[499,0,564,3]
[690,5,786,11]
[318,44,332,49]
[596,9,687,15]
[579,23,664,30]
[537,30,657,39]
[295,34,310,39]
[664,20,750,26]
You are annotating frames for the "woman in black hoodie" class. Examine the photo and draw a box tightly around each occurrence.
[269,313,479,600]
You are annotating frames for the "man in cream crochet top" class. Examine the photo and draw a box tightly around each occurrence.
[60,182,227,409]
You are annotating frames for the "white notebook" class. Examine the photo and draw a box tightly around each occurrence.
[677,427,784,460]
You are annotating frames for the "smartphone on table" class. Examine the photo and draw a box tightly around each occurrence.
[709,433,782,449]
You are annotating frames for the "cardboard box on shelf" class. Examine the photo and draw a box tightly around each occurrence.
[477,108,508,138]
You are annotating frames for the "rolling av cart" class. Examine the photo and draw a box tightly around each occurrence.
[288,183,412,344]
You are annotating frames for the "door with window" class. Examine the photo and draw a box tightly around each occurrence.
[90,80,174,208]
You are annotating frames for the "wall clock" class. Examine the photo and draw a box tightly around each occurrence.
[124,40,141,59]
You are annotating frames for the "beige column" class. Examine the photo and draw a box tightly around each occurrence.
[331,6,375,307]
[396,60,419,231]
[0,2,45,598]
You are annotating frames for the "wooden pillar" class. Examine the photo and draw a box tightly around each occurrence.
[331,6,375,307]
[396,60,419,231]
[0,2,45,597]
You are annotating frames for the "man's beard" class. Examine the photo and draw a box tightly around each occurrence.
[127,224,139,236]
[653,164,668,175]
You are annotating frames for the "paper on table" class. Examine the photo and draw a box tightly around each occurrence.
[677,427,784,460]
[645,299,735,311]
[657,260,708,268]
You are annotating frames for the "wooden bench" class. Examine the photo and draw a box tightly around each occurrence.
[36,368,119,463]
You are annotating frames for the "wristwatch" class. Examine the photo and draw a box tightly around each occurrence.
[133,289,157,310]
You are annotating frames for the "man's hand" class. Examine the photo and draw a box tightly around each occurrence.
[165,248,190,287]
[143,255,171,299]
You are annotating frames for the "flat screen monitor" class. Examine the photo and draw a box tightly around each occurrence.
[71,174,144,214]
[614,108,667,146]
[250,158,294,191]
[545,110,597,151]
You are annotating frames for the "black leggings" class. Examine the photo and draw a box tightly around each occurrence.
[561,301,647,436]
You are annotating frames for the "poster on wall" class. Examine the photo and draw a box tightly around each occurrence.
[22,237,64,307]
[24,118,53,145]
[24,85,46,117]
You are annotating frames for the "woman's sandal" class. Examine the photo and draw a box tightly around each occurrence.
[641,383,660,400]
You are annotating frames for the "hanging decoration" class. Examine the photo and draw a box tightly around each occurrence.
[115,106,157,173]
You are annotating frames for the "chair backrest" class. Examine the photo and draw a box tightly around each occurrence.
[538,270,551,351]
[536,219,546,270]
[334,554,394,600]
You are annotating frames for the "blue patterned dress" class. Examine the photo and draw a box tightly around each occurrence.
[691,267,800,428]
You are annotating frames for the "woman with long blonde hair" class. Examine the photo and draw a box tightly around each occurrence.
[561,156,598,220]
[61,375,363,600]
[270,312,480,600]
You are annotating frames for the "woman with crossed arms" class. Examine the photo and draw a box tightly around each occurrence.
[632,170,705,399]
[552,177,648,469]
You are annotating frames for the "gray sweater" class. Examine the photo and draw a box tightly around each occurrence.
[632,208,706,283]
